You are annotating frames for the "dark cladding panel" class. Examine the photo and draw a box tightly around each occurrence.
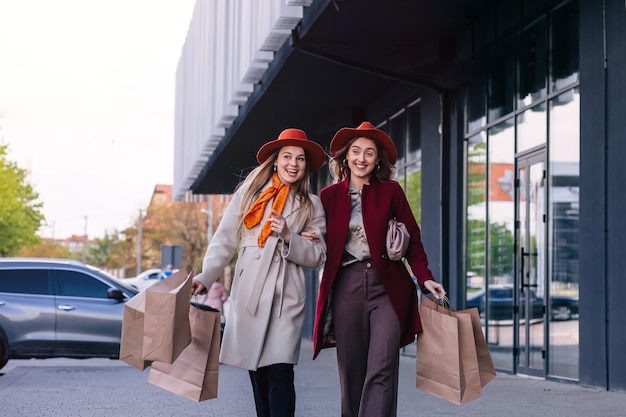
[605,0,626,392]
[578,0,608,389]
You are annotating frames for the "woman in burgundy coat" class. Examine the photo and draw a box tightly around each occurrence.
[312,122,446,417]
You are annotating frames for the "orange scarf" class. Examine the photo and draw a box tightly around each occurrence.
[243,173,290,246]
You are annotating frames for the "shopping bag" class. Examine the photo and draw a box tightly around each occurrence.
[148,302,221,402]
[416,298,482,404]
[142,267,193,363]
[421,296,496,387]
[465,307,496,387]
[119,291,151,370]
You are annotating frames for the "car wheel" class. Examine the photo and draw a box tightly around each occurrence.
[0,331,8,371]
[552,305,572,321]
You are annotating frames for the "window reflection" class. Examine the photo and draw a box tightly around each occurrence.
[466,76,487,134]
[518,18,548,108]
[466,133,487,320]
[487,120,515,371]
[489,57,515,121]
[393,103,422,223]
[548,88,580,380]
[551,2,579,91]
[517,102,547,152]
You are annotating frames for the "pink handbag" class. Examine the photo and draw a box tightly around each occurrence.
[386,218,410,261]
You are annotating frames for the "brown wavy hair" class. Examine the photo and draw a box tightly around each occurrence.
[328,136,396,183]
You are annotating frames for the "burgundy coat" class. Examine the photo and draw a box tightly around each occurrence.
[312,177,435,359]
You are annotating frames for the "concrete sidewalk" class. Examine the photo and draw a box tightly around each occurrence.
[1,341,624,416]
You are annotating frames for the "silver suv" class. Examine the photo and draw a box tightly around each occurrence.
[0,258,138,370]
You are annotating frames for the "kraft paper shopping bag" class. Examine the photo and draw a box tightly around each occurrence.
[465,306,496,387]
[119,291,151,370]
[142,267,193,363]
[421,296,496,387]
[416,298,482,404]
[148,302,221,402]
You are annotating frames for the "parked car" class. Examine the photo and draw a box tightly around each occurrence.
[466,285,578,321]
[123,268,164,291]
[0,257,138,371]
[549,294,579,321]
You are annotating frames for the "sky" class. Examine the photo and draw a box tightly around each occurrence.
[0,0,197,239]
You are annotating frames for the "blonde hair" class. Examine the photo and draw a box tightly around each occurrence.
[328,136,396,183]
[236,149,316,233]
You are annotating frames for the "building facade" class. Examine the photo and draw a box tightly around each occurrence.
[173,0,626,391]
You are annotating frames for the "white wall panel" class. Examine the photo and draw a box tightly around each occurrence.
[173,0,309,199]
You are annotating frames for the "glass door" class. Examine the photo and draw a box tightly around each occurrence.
[515,150,547,376]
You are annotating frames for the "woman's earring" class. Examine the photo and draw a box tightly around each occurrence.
[376,164,381,171]
[273,165,277,172]
[342,159,348,166]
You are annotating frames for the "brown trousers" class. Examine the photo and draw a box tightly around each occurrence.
[332,261,401,417]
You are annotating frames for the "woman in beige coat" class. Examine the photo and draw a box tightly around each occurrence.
[191,128,327,417]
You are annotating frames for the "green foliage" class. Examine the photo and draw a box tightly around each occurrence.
[467,218,514,281]
[467,141,487,207]
[489,222,514,278]
[0,144,46,256]
[18,239,72,259]
[404,168,422,224]
[467,218,486,277]
[87,231,122,267]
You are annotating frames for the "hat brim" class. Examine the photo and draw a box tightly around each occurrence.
[330,127,397,164]
[257,139,326,173]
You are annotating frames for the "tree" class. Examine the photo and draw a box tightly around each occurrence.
[19,239,72,259]
[404,167,422,224]
[144,201,208,271]
[87,231,129,267]
[0,144,45,256]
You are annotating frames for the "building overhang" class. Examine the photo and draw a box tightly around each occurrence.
[190,0,490,194]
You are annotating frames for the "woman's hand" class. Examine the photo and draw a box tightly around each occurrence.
[300,229,319,243]
[191,280,206,297]
[423,280,446,300]
[270,209,291,243]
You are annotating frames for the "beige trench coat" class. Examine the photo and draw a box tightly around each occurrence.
[194,182,327,371]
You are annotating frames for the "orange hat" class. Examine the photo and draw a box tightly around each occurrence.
[330,121,397,164]
[256,128,326,172]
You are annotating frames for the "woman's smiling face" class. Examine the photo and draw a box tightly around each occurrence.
[346,137,379,181]
[274,145,307,185]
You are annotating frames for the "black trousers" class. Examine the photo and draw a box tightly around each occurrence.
[249,363,296,417]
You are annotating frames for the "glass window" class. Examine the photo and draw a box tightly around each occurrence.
[518,18,548,108]
[407,101,421,156]
[404,163,422,225]
[548,88,580,380]
[57,270,111,298]
[465,76,487,134]
[487,120,515,287]
[0,269,50,295]
[466,133,487,282]
[489,57,515,121]
[389,111,406,167]
[405,103,422,223]
[486,119,515,371]
[551,2,579,91]
[517,102,547,152]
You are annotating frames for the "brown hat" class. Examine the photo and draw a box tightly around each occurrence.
[330,121,397,164]
[256,128,326,172]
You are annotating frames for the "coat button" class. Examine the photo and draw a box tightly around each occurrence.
[366,262,372,268]
[254,253,261,260]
